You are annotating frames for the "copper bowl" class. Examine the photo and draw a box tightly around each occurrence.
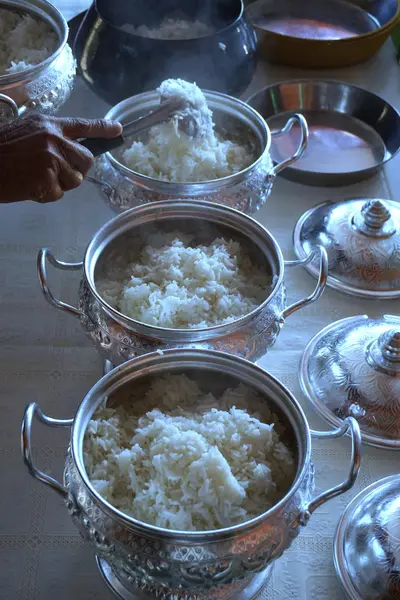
[247,0,400,69]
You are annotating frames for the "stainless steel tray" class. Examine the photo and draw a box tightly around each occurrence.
[247,80,400,186]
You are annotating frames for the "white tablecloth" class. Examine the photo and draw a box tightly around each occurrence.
[1,9,400,598]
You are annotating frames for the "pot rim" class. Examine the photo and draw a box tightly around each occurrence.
[83,199,285,339]
[71,349,312,541]
[0,0,69,84]
[101,89,272,193]
[249,0,400,45]
[101,0,247,41]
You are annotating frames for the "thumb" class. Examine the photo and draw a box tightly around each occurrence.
[60,118,122,139]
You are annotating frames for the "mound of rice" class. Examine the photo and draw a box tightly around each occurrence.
[122,78,254,182]
[123,18,215,39]
[97,234,272,328]
[0,8,58,75]
[84,374,296,531]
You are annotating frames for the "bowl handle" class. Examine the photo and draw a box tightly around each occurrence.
[0,93,21,121]
[270,113,309,176]
[299,417,362,524]
[86,175,118,199]
[21,402,73,499]
[280,246,328,320]
[37,248,84,318]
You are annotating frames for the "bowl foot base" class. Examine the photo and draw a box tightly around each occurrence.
[96,556,273,600]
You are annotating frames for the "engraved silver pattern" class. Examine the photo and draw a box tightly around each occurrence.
[293,198,400,298]
[65,452,313,599]
[334,474,400,600]
[93,151,275,216]
[21,351,361,599]
[0,0,76,125]
[78,277,286,366]
[90,90,307,216]
[37,200,327,367]
[299,314,400,450]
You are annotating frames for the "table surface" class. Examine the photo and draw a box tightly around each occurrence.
[2,4,400,600]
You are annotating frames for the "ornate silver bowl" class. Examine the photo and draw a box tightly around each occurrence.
[88,90,308,215]
[37,200,327,366]
[22,350,361,600]
[0,0,76,124]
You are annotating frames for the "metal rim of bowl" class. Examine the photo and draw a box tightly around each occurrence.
[246,78,400,185]
[0,0,69,82]
[109,0,248,41]
[298,314,400,451]
[292,200,400,300]
[102,89,271,191]
[84,199,285,339]
[72,348,312,540]
[248,0,400,43]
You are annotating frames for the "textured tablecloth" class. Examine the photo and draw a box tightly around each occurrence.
[1,10,400,598]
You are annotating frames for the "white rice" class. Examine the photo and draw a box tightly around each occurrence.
[122,78,254,182]
[97,234,272,329]
[122,18,215,39]
[0,8,58,75]
[84,374,296,531]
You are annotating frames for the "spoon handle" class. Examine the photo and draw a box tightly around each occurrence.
[79,135,125,157]
[79,100,182,158]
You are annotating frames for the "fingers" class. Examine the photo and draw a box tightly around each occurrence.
[0,114,120,205]
[58,163,83,191]
[60,117,123,140]
[33,168,64,204]
[31,148,83,203]
[58,137,94,177]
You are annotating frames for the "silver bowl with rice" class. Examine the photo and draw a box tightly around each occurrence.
[37,200,328,366]
[21,350,361,599]
[89,89,308,215]
[0,0,76,124]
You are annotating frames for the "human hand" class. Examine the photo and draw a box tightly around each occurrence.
[0,114,122,204]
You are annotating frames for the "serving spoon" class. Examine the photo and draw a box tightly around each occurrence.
[79,98,199,157]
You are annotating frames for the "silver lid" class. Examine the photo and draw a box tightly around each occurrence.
[334,474,400,600]
[293,198,400,298]
[299,314,400,450]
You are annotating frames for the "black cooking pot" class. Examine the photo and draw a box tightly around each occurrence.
[73,0,257,104]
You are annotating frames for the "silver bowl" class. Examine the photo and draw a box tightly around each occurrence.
[22,350,361,600]
[37,200,327,366]
[88,90,308,214]
[246,80,400,186]
[0,0,76,124]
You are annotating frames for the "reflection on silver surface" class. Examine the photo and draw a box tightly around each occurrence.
[37,201,328,366]
[21,350,360,600]
[293,198,400,299]
[248,0,398,38]
[90,90,308,214]
[334,474,400,600]
[96,555,274,600]
[0,0,76,123]
[299,314,400,450]
[246,80,400,186]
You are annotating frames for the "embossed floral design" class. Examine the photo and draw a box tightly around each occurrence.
[93,152,274,216]
[0,44,76,125]
[77,278,287,366]
[63,450,315,598]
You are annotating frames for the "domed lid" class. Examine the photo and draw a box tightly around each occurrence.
[299,314,400,449]
[293,198,400,298]
[334,474,400,600]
